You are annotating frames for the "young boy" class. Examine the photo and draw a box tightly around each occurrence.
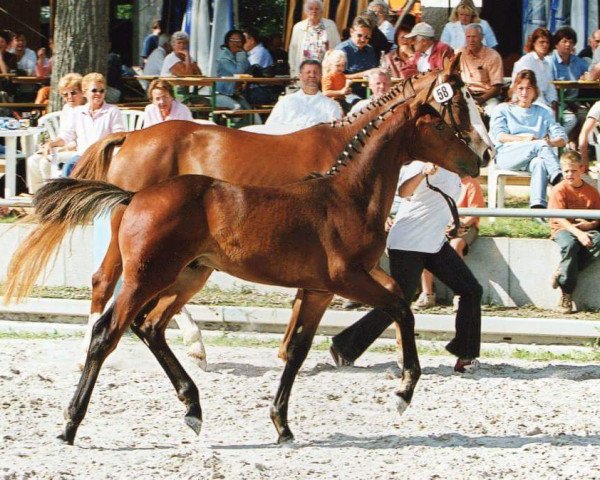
[549,150,600,314]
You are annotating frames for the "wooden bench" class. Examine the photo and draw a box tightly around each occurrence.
[212,108,272,128]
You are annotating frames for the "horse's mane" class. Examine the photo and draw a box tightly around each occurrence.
[321,96,415,177]
[326,74,422,129]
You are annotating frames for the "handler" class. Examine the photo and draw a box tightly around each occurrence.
[330,161,483,373]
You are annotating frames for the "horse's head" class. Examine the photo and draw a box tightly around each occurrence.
[412,54,495,170]
[410,103,481,178]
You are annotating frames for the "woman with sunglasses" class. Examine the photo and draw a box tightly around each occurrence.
[46,72,124,177]
[27,73,85,193]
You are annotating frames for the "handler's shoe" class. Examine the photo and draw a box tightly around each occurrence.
[454,358,479,373]
[413,292,436,310]
[558,292,573,315]
[329,345,354,367]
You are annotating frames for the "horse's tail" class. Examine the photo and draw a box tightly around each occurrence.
[71,131,130,180]
[3,178,134,303]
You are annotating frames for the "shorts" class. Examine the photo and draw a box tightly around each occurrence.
[448,225,479,256]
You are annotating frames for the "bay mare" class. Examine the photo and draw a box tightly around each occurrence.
[4,56,493,366]
[33,96,482,446]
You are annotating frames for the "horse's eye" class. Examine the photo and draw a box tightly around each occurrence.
[435,122,445,131]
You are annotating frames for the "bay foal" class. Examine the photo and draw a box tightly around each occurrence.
[32,97,481,445]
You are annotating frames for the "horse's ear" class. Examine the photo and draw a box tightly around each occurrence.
[449,52,462,75]
[415,104,440,125]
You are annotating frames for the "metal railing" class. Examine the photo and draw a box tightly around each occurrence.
[459,208,600,220]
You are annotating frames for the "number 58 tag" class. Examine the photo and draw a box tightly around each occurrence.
[433,83,454,104]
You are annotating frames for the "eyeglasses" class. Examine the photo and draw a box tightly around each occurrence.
[90,88,105,94]
[355,33,371,40]
[61,90,80,97]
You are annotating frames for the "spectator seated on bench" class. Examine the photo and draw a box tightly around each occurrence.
[143,79,192,128]
[43,72,125,178]
[489,69,566,209]
[549,150,600,314]
[26,73,85,194]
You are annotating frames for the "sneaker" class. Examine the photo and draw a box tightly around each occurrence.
[557,292,573,315]
[329,345,354,367]
[413,292,436,310]
[452,295,460,312]
[454,358,479,373]
[551,270,560,290]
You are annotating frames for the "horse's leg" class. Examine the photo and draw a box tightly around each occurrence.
[278,289,310,361]
[371,266,403,367]
[333,269,421,415]
[165,265,215,369]
[82,206,125,359]
[271,289,334,443]
[129,292,207,435]
[58,284,151,445]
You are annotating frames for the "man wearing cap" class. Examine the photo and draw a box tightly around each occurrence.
[400,22,454,78]
[458,23,503,117]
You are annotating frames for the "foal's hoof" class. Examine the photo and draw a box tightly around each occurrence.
[394,393,410,416]
[187,343,208,371]
[276,427,294,445]
[184,415,203,436]
[56,432,75,446]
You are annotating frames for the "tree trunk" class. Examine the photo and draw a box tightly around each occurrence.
[49,0,110,111]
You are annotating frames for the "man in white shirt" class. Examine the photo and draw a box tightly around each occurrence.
[368,0,395,43]
[144,34,171,77]
[265,59,342,132]
[244,28,273,68]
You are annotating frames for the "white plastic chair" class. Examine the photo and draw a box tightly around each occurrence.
[38,111,62,140]
[120,109,145,131]
[487,160,532,210]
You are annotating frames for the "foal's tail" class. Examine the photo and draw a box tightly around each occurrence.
[3,178,133,303]
[71,132,130,180]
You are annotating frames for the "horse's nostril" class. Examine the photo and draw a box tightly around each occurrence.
[481,148,493,167]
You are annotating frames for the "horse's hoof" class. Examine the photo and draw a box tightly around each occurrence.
[394,393,410,416]
[187,343,208,371]
[184,415,202,436]
[276,427,294,444]
[56,431,74,445]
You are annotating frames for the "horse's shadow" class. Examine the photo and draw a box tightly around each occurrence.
[213,432,600,451]
[205,360,600,381]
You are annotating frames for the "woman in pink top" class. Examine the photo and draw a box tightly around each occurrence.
[143,79,193,127]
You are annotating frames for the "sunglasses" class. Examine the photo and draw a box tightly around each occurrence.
[90,88,105,94]
[355,33,371,40]
[61,90,80,97]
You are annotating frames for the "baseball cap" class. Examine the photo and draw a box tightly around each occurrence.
[404,22,435,39]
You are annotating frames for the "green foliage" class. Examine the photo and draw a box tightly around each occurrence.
[238,0,286,38]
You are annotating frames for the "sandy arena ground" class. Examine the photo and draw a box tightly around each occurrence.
[1,334,600,480]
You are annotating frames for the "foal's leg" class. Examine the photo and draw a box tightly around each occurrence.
[271,289,334,443]
[278,289,333,361]
[82,207,125,358]
[165,266,215,369]
[59,285,152,445]
[129,292,208,435]
[334,269,421,415]
[371,267,403,367]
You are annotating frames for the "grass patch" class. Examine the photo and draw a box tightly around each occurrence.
[2,329,599,362]
[479,195,550,238]
[2,283,599,320]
